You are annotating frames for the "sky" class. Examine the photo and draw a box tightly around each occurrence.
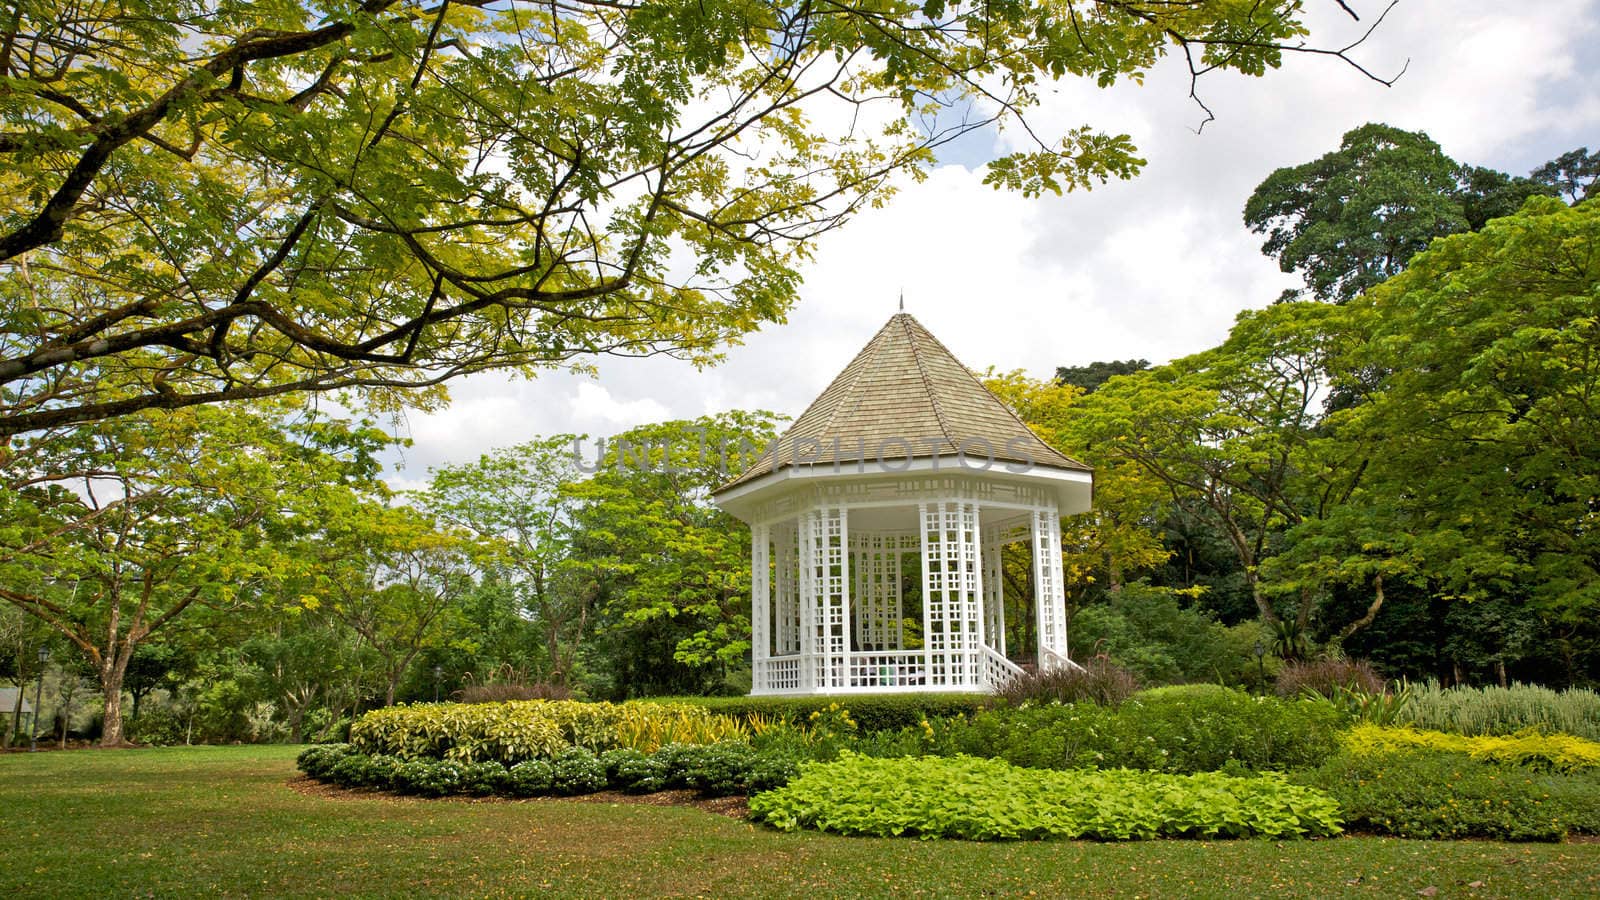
[380,0,1600,489]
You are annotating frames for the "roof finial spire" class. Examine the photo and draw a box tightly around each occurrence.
[898,289,904,312]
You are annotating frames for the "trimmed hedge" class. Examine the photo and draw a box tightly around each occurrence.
[1294,748,1599,841]
[297,740,798,799]
[1344,723,1600,773]
[656,694,988,733]
[748,753,1343,840]
[348,700,745,763]
[941,684,1344,774]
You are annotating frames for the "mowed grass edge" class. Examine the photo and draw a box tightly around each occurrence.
[1,746,1597,898]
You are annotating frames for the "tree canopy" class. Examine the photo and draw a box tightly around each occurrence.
[1243,123,1555,302]
[0,0,1394,436]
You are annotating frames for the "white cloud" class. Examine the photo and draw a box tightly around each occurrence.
[382,0,1600,482]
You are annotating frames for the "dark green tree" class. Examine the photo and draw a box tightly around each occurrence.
[1243,123,1554,303]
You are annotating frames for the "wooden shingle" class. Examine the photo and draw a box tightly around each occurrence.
[715,313,1089,494]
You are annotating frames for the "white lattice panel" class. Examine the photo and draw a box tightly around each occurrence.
[751,524,771,693]
[774,522,798,655]
[1032,506,1069,665]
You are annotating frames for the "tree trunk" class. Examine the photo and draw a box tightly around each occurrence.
[1333,573,1386,645]
[98,643,135,747]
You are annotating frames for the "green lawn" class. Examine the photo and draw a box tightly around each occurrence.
[2,746,1598,898]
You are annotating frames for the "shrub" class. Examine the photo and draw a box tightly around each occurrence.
[679,742,760,796]
[749,754,1342,840]
[549,747,607,795]
[1402,682,1600,741]
[457,682,573,703]
[1294,748,1577,841]
[296,743,356,780]
[347,699,742,763]
[604,749,670,793]
[1275,658,1384,698]
[944,685,1344,774]
[613,703,747,752]
[505,759,555,797]
[394,759,465,797]
[993,656,1138,707]
[458,761,511,795]
[663,694,987,733]
[1343,724,1600,773]
[1068,582,1265,686]
[746,750,803,795]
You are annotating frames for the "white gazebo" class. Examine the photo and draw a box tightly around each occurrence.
[713,313,1092,695]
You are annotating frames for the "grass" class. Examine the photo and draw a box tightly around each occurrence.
[1,746,1598,898]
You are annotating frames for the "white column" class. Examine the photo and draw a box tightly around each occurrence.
[774,522,797,655]
[798,509,820,690]
[960,502,983,687]
[1031,504,1070,668]
[750,523,771,692]
[981,524,1006,657]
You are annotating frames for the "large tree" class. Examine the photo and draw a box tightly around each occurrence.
[568,411,783,695]
[1314,197,1600,650]
[1243,123,1554,303]
[422,436,590,684]
[0,1,1394,436]
[0,402,395,744]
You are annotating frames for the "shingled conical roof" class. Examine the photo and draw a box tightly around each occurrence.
[716,313,1089,494]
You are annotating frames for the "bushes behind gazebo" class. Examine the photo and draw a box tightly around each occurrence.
[349,699,747,763]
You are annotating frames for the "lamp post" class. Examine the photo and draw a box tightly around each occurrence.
[1253,640,1266,689]
[433,665,443,703]
[30,647,49,752]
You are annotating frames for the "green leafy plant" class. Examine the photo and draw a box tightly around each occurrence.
[1343,724,1600,772]
[348,700,743,763]
[749,754,1342,840]
[549,748,607,795]
[943,685,1344,774]
[663,694,987,733]
[1401,682,1600,741]
[1294,748,1584,841]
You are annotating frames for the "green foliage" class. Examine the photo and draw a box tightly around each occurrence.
[945,686,1344,774]
[568,413,783,688]
[2,0,1344,434]
[549,748,607,795]
[347,699,741,763]
[1343,724,1600,773]
[1401,682,1600,741]
[1068,584,1260,685]
[994,656,1139,707]
[300,738,790,798]
[749,754,1342,840]
[1295,748,1588,841]
[667,694,987,733]
[1243,123,1552,303]
[505,760,556,797]
[1318,198,1600,630]
[295,743,357,780]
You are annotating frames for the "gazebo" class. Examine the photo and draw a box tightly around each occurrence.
[713,313,1092,695]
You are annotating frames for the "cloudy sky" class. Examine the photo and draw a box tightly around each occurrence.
[381,0,1600,487]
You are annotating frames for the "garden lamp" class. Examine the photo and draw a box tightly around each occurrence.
[30,647,49,752]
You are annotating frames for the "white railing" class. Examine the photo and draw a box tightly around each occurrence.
[846,651,928,689]
[982,646,1025,690]
[1039,646,1084,673]
[756,648,1035,694]
[761,656,802,692]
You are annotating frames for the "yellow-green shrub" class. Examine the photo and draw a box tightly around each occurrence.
[1343,724,1600,772]
[614,704,747,752]
[349,700,743,763]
